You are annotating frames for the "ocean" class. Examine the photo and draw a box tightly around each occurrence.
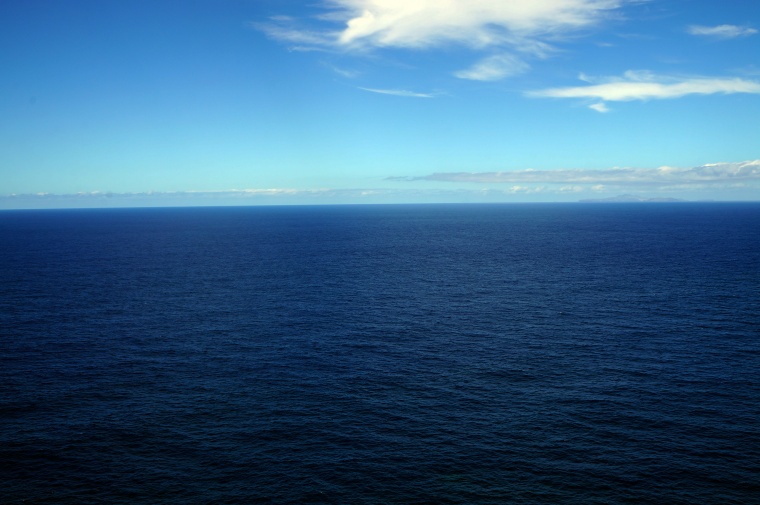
[1,203,759,504]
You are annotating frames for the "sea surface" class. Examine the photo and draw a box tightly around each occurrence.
[1,203,759,504]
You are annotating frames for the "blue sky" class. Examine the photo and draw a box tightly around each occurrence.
[1,0,759,208]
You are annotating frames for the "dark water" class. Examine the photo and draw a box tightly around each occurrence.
[1,203,759,504]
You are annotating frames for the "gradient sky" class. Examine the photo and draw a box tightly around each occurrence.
[1,0,759,208]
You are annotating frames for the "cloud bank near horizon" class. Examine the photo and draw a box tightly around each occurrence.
[391,160,760,187]
[5,161,757,209]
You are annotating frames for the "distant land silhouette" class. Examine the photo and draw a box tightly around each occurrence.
[579,194,686,203]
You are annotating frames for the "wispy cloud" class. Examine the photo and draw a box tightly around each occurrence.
[528,70,760,109]
[391,160,760,186]
[258,0,629,81]
[454,53,530,81]
[325,63,361,78]
[253,19,333,47]
[687,24,758,39]
[588,102,610,112]
[359,87,436,98]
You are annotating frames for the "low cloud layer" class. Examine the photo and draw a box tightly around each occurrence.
[393,160,760,186]
[529,71,760,110]
[0,186,589,208]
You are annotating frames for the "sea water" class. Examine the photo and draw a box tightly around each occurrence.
[1,203,759,504]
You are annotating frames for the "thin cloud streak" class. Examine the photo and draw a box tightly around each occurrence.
[252,21,333,47]
[687,24,758,38]
[528,71,760,107]
[359,87,436,97]
[392,160,760,186]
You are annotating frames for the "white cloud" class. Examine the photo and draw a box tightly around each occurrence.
[395,160,760,186]
[332,0,623,49]
[528,70,760,104]
[589,102,610,112]
[359,87,436,97]
[259,0,627,80]
[687,24,758,39]
[454,53,530,81]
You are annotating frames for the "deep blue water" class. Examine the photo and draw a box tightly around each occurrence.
[1,203,759,504]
